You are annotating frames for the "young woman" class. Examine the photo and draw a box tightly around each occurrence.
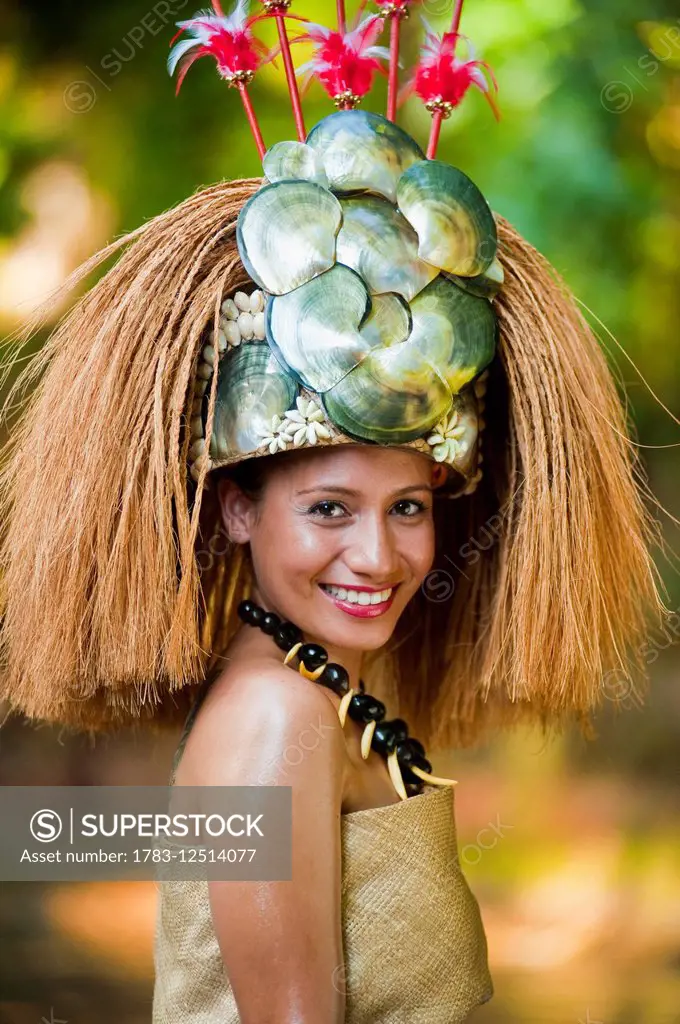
[0,4,664,1022]
[157,442,497,1022]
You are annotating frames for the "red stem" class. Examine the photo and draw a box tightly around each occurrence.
[238,83,266,159]
[425,0,465,159]
[276,13,306,141]
[426,109,443,159]
[387,15,400,122]
[450,0,465,35]
[337,0,346,34]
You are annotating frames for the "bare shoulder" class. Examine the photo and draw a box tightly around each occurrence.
[176,657,348,795]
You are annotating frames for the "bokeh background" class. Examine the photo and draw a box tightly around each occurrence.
[0,0,679,1021]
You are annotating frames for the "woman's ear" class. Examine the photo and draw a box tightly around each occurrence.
[216,477,256,544]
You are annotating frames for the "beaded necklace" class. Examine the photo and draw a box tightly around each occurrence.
[237,599,458,801]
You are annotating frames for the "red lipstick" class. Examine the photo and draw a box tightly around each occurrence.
[318,583,398,618]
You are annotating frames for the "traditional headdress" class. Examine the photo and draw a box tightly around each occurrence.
[0,0,664,755]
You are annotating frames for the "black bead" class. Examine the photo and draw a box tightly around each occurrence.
[395,739,415,766]
[395,739,431,768]
[237,599,263,628]
[397,742,432,784]
[273,622,303,651]
[371,721,399,756]
[413,753,432,775]
[298,643,328,671]
[261,612,281,635]
[237,599,255,622]
[389,718,410,743]
[409,737,425,756]
[319,663,350,696]
[347,693,386,724]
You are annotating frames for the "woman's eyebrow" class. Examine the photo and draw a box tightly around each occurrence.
[295,483,433,497]
[295,486,358,496]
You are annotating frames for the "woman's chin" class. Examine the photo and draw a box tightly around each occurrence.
[269,585,408,653]
[309,605,401,653]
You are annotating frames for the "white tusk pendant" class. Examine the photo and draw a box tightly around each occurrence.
[410,765,459,787]
[360,720,376,760]
[283,642,302,665]
[299,663,325,681]
[338,688,355,728]
[387,749,408,801]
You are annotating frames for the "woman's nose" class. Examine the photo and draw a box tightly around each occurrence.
[343,513,400,580]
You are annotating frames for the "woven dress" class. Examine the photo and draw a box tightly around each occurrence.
[152,683,494,1023]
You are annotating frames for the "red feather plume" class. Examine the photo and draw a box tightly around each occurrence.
[401,21,499,120]
[292,13,390,106]
[168,1,269,94]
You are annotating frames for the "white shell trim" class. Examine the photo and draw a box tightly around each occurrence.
[188,286,267,481]
[459,369,489,497]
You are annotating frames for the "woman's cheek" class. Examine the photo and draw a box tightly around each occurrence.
[413,520,436,577]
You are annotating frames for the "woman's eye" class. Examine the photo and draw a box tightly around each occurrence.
[391,499,428,517]
[308,500,348,518]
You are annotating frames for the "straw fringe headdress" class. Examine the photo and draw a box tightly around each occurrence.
[0,0,666,747]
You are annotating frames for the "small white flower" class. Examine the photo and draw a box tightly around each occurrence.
[256,395,331,454]
[426,409,467,465]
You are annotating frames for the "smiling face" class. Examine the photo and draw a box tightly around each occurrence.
[217,445,437,655]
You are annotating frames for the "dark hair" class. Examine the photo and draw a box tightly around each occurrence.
[213,451,294,506]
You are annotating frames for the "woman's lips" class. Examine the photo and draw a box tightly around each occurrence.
[318,583,398,618]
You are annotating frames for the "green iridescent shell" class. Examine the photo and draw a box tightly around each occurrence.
[262,141,329,187]
[358,292,412,350]
[306,110,425,203]
[409,276,496,393]
[336,196,438,301]
[322,341,451,444]
[396,160,497,277]
[227,110,500,461]
[237,180,342,295]
[266,264,375,394]
[319,276,494,443]
[210,343,298,459]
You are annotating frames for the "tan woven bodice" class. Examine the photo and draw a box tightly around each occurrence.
[152,683,494,1022]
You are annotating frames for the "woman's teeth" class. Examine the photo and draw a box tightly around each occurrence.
[320,584,393,606]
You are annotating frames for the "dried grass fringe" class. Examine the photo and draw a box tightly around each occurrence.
[0,178,668,746]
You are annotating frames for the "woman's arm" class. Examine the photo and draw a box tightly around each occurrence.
[192,664,348,1024]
